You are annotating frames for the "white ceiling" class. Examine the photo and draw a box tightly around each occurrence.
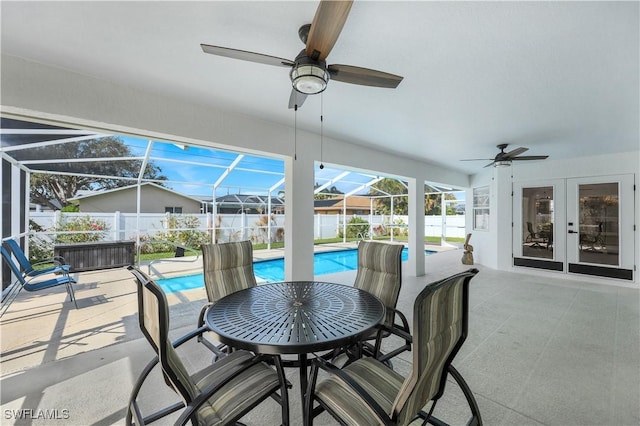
[1,1,638,174]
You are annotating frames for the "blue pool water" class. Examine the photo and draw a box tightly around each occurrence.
[157,247,433,294]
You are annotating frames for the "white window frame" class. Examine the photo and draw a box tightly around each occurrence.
[473,186,490,231]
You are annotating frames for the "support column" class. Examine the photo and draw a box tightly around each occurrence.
[284,153,314,281]
[408,176,426,277]
[493,166,513,270]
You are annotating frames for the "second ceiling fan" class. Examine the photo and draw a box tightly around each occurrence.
[201,0,403,108]
[461,144,549,168]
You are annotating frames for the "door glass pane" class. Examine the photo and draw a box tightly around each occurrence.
[522,186,553,259]
[578,183,619,265]
[473,186,490,230]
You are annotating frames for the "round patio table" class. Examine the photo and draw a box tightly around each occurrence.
[204,281,385,413]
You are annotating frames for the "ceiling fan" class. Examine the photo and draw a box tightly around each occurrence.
[200,0,403,108]
[461,144,549,168]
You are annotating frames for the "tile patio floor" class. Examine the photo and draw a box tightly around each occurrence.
[1,245,638,425]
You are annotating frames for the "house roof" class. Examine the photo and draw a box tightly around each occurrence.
[209,194,284,207]
[314,196,372,211]
[68,182,203,204]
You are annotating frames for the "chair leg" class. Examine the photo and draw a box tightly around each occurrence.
[273,356,290,426]
[448,365,482,426]
[66,281,78,309]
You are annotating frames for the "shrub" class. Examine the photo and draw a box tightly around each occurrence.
[54,215,110,244]
[28,220,55,263]
[338,217,370,239]
[147,214,210,253]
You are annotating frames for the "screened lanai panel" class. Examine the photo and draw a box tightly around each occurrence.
[0,117,100,149]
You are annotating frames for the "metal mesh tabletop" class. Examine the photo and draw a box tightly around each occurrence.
[205,281,385,354]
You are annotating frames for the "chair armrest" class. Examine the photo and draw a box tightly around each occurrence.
[172,326,209,348]
[196,303,228,358]
[310,358,394,426]
[389,308,412,342]
[373,308,412,348]
[197,303,213,329]
[26,258,71,277]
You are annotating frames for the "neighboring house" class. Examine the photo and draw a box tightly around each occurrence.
[29,200,62,212]
[202,194,285,214]
[68,183,204,214]
[314,196,373,215]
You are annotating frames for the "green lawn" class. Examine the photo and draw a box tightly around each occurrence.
[135,236,463,262]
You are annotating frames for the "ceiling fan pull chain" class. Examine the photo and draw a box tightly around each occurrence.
[320,93,324,169]
[294,102,298,160]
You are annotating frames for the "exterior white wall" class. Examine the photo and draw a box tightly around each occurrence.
[468,152,639,285]
[77,185,202,214]
[1,55,471,278]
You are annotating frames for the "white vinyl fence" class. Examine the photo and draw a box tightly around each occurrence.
[29,211,466,246]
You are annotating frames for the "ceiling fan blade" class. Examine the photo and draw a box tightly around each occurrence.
[460,158,493,161]
[512,155,549,161]
[503,147,528,158]
[201,44,294,68]
[483,162,496,168]
[328,64,403,88]
[306,0,353,61]
[288,89,308,109]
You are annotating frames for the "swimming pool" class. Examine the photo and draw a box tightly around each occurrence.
[157,247,434,293]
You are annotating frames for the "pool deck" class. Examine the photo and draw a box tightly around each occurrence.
[2,241,638,425]
[1,241,451,373]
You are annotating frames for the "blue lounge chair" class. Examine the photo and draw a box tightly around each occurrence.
[1,247,77,317]
[3,238,71,278]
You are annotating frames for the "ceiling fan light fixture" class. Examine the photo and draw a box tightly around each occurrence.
[290,55,329,95]
[291,64,328,94]
[494,160,511,167]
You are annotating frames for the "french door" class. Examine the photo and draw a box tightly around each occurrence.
[566,175,634,280]
[513,180,565,271]
[514,175,635,281]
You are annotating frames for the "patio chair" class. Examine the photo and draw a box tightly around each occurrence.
[1,246,77,316]
[304,269,482,426]
[196,240,257,357]
[347,240,411,365]
[580,221,605,252]
[525,222,545,248]
[127,267,289,426]
[3,238,72,278]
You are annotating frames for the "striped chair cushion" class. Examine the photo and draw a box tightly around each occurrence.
[202,241,257,303]
[354,241,403,328]
[315,357,404,425]
[393,275,465,424]
[195,350,281,425]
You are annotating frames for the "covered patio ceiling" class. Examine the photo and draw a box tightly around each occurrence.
[1,2,637,175]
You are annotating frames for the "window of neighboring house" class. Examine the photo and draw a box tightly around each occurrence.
[165,207,183,214]
[473,186,490,230]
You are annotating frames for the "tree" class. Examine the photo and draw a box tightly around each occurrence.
[369,178,408,214]
[425,193,458,215]
[20,136,167,210]
[370,178,458,215]
[314,183,344,200]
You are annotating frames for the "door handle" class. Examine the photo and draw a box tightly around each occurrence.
[568,230,577,234]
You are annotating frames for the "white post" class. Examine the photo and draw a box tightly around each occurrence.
[441,192,446,245]
[267,191,272,249]
[241,211,246,241]
[113,211,121,241]
[369,198,374,239]
[212,187,217,243]
[390,195,395,242]
[342,196,347,243]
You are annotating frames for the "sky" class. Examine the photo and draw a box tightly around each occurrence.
[120,135,464,200]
